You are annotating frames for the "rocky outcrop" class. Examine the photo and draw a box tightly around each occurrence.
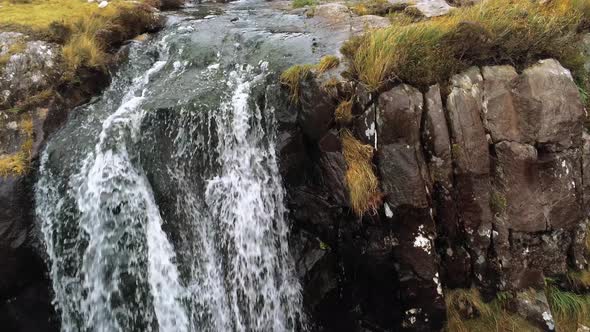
[387,0,454,17]
[305,3,390,54]
[282,58,589,331]
[0,33,60,109]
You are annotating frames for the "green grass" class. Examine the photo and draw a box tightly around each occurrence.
[546,283,590,332]
[490,191,507,214]
[342,0,590,91]
[292,0,315,9]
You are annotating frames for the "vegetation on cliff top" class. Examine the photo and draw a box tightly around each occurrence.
[292,0,316,9]
[342,0,590,91]
[445,285,590,332]
[0,0,166,177]
[279,55,341,101]
[0,0,161,74]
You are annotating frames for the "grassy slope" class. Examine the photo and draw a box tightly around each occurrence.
[0,0,161,177]
[1,0,160,72]
[0,0,122,30]
[342,0,590,91]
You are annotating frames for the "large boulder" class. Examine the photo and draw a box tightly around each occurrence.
[0,32,60,109]
[387,0,454,17]
[480,61,586,290]
[515,59,585,150]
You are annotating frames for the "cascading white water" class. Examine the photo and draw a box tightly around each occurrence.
[37,40,189,331]
[204,65,303,331]
[36,12,306,332]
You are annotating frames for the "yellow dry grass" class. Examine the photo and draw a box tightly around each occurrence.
[0,0,122,30]
[316,55,340,73]
[341,129,381,215]
[343,0,590,91]
[0,115,34,177]
[0,0,157,73]
[0,39,26,68]
[280,55,341,101]
[567,270,590,290]
[335,99,353,124]
[279,64,314,101]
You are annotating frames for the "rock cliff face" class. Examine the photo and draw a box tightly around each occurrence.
[279,59,589,331]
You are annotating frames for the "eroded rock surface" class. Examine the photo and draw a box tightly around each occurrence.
[0,32,60,109]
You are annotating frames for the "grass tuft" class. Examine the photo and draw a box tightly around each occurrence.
[490,191,507,214]
[445,288,540,332]
[546,283,590,331]
[343,0,590,91]
[341,129,381,215]
[292,0,315,9]
[335,99,353,124]
[0,115,33,178]
[279,64,314,101]
[316,55,340,73]
[280,55,341,101]
[350,0,405,16]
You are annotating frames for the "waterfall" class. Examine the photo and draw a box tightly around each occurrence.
[204,65,303,331]
[36,14,305,332]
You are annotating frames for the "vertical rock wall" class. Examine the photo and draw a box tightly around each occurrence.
[280,59,589,331]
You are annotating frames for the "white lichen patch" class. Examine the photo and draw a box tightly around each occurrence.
[384,202,393,218]
[433,272,443,295]
[364,120,375,140]
[383,235,399,247]
[414,225,432,254]
[542,311,555,330]
[402,308,422,327]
